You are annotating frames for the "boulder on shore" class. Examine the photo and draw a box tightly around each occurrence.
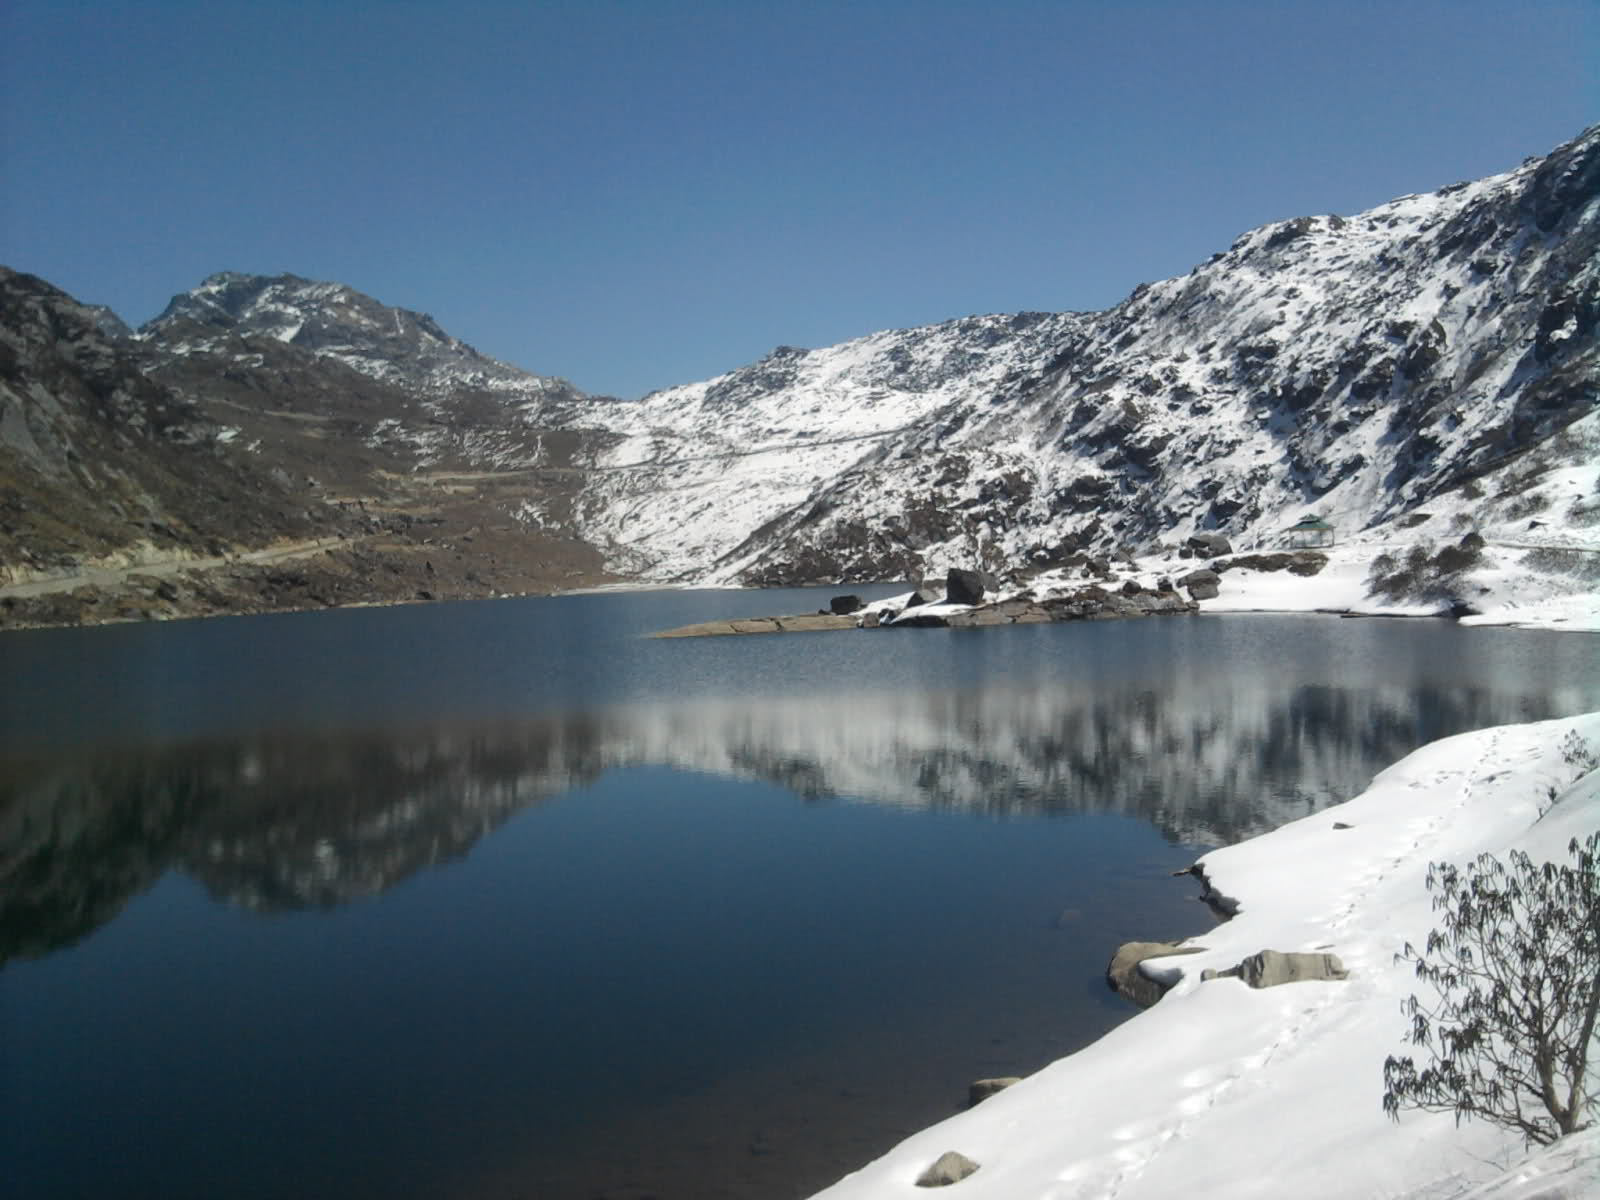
[945,568,986,606]
[1180,568,1221,601]
[1106,941,1206,1008]
[1212,551,1327,577]
[1186,532,1233,558]
[1202,949,1349,988]
[829,593,864,615]
[916,1151,980,1187]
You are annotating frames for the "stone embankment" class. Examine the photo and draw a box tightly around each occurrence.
[651,565,1200,638]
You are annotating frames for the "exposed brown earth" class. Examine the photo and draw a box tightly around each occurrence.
[0,267,627,631]
[0,500,619,631]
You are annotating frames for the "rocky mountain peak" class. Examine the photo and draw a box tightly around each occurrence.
[0,267,338,575]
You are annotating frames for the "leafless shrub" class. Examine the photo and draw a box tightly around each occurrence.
[1383,831,1600,1147]
[1367,540,1485,604]
[1520,548,1600,583]
[1503,490,1551,521]
[1565,497,1600,528]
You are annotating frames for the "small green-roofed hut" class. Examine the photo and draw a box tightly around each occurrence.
[1284,515,1335,548]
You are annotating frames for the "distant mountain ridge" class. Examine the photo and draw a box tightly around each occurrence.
[1,124,1595,623]
[142,270,589,406]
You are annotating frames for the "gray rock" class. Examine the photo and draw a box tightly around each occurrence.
[1146,591,1197,614]
[1179,568,1221,600]
[904,585,943,609]
[916,1151,980,1187]
[1187,532,1233,558]
[968,1076,1022,1107]
[1106,941,1207,1008]
[945,607,1010,627]
[773,613,858,633]
[945,568,987,605]
[829,593,863,615]
[891,609,952,628]
[1201,949,1349,987]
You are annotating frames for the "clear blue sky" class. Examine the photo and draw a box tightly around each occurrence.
[3,1,1594,399]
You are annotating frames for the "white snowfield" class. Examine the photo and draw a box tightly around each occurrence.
[809,713,1600,1200]
[871,403,1600,635]
[1200,542,1600,634]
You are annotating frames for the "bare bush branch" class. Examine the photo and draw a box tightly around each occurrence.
[1382,831,1600,1146]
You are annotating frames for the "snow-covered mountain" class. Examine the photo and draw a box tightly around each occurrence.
[138,270,625,476]
[9,124,1592,624]
[553,124,1596,584]
[137,126,1597,590]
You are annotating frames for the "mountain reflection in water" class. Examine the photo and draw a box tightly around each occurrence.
[1,679,1580,967]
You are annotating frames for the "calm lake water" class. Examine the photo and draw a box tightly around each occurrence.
[3,590,1597,1200]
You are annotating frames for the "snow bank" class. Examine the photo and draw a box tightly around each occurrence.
[809,713,1600,1200]
[1185,538,1597,632]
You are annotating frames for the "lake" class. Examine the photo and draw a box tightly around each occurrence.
[3,590,1596,1199]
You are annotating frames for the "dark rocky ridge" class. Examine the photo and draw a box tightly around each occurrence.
[0,268,340,572]
[0,269,622,628]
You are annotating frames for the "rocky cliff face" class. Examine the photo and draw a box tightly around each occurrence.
[0,268,337,579]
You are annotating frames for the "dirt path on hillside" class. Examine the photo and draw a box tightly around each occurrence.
[0,536,357,600]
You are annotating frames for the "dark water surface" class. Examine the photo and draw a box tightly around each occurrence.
[2,591,1596,1199]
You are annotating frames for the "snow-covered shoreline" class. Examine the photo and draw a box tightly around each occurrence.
[809,712,1600,1199]
[1178,537,1599,633]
